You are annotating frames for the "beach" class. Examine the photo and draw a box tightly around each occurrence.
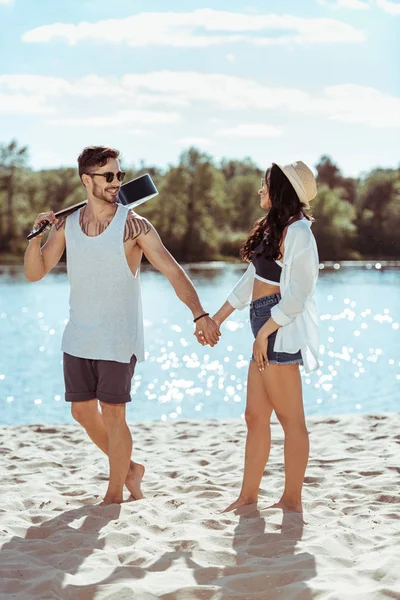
[0,413,399,599]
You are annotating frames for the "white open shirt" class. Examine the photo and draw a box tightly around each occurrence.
[227,217,320,374]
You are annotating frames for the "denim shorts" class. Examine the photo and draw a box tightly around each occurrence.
[250,294,303,366]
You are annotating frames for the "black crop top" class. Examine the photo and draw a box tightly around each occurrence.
[251,241,282,285]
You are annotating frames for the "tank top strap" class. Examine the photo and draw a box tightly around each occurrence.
[113,204,130,237]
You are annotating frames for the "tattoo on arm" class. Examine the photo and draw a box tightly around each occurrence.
[124,213,151,242]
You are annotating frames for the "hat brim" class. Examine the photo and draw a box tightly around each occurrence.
[272,162,313,207]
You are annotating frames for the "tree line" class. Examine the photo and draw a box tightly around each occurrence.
[0,139,399,263]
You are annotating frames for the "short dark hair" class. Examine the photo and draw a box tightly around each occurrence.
[77,146,120,179]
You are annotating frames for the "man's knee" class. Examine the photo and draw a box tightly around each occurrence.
[100,402,126,429]
[71,400,97,424]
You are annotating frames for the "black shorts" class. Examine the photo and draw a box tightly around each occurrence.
[63,353,137,404]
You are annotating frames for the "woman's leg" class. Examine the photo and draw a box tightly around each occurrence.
[224,361,274,512]
[260,363,309,512]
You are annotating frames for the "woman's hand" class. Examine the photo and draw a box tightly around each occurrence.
[211,315,221,330]
[253,332,269,371]
[194,316,221,347]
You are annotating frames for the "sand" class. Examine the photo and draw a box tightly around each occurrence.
[0,413,399,600]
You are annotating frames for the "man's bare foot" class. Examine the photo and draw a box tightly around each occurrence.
[268,499,303,513]
[100,494,123,506]
[223,494,258,513]
[125,462,145,500]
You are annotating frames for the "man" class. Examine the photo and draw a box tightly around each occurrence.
[24,146,220,505]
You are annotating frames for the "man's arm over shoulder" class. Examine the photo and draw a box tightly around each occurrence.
[41,216,67,273]
[24,215,67,282]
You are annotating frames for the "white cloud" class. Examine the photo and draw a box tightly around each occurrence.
[176,137,212,146]
[319,0,400,13]
[216,124,282,138]
[0,74,184,121]
[376,0,400,14]
[342,0,369,6]
[126,128,152,136]
[1,72,399,128]
[317,0,370,9]
[0,74,72,95]
[225,53,235,63]
[48,109,180,127]
[320,84,400,126]
[0,93,54,115]
[0,0,14,5]
[120,72,311,111]
[22,9,365,47]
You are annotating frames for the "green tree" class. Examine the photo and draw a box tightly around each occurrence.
[225,174,263,232]
[382,192,400,257]
[311,185,357,260]
[147,165,188,256]
[315,155,357,204]
[180,148,225,260]
[1,139,400,263]
[148,148,226,261]
[316,155,342,189]
[356,168,399,257]
[220,157,261,181]
[0,139,29,250]
[37,168,83,213]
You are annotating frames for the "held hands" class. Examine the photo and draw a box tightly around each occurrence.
[194,315,221,347]
[253,332,269,371]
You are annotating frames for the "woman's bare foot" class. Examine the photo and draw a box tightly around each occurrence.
[125,462,145,500]
[268,498,303,513]
[223,494,258,513]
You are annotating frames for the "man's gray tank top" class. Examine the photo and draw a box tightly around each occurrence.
[61,204,145,364]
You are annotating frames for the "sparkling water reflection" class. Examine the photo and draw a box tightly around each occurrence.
[0,264,399,425]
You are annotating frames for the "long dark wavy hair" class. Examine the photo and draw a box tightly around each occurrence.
[240,164,313,263]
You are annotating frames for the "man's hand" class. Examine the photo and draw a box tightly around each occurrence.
[31,211,59,239]
[194,316,221,347]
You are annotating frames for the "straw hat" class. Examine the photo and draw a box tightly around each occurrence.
[273,160,317,208]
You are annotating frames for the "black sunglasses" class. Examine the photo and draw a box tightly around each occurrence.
[87,171,126,184]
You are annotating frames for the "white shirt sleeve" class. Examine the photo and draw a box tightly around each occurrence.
[271,240,318,327]
[227,262,255,310]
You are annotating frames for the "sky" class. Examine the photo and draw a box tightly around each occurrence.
[0,0,399,177]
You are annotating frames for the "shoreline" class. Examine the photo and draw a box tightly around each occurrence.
[1,259,400,274]
[0,409,399,428]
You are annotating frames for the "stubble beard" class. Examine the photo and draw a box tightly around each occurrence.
[92,182,118,205]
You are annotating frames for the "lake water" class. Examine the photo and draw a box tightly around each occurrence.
[0,263,399,425]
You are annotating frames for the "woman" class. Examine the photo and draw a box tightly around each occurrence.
[210,160,319,513]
